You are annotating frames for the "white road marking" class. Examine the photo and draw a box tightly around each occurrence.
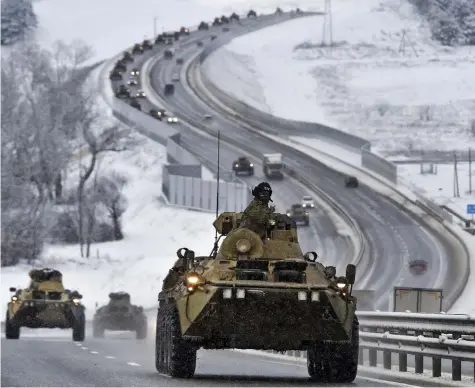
[361,376,422,387]
[81,346,88,350]
[90,351,99,354]
[105,356,116,359]
[127,362,141,367]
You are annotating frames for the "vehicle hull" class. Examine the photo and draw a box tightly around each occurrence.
[8,302,84,329]
[175,285,354,350]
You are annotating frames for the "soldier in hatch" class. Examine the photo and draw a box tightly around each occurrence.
[239,182,276,240]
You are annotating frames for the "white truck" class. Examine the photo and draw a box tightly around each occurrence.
[391,287,443,313]
[262,153,284,180]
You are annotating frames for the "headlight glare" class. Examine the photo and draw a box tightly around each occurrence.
[72,298,81,304]
[11,296,18,302]
[335,276,348,289]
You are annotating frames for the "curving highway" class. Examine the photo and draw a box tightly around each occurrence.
[123,14,454,311]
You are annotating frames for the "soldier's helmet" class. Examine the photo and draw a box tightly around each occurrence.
[252,182,273,202]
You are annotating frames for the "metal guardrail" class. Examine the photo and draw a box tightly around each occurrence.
[262,312,475,382]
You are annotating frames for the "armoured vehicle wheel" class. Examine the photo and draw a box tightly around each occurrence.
[72,311,86,342]
[156,303,196,378]
[136,318,147,339]
[93,321,104,338]
[307,316,359,383]
[5,311,20,339]
[155,307,166,372]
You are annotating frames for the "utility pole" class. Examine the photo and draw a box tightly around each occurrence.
[322,0,333,46]
[469,148,472,194]
[453,151,460,197]
[153,16,158,38]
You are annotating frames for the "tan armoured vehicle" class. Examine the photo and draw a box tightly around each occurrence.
[5,268,86,341]
[156,212,359,382]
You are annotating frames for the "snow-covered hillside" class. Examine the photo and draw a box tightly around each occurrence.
[203,0,475,156]
[33,0,321,64]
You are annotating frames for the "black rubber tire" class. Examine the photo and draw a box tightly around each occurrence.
[136,317,148,339]
[5,311,20,340]
[72,311,86,342]
[92,320,104,338]
[156,303,196,378]
[155,307,166,373]
[307,315,359,383]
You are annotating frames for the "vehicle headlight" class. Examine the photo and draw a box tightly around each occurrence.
[173,118,178,122]
[168,118,172,122]
[250,163,254,167]
[335,276,348,289]
[185,272,204,291]
[236,239,251,253]
[235,164,238,167]
[72,298,81,304]
[11,296,18,302]
[286,212,291,217]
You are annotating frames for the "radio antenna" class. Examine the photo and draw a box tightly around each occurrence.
[211,130,221,258]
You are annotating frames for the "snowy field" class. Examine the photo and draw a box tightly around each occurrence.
[202,0,475,155]
[32,0,321,65]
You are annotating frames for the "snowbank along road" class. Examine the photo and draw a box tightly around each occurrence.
[113,12,458,311]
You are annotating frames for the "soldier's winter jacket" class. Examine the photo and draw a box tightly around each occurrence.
[239,198,275,239]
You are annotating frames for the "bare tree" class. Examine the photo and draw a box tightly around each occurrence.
[95,172,129,241]
[77,119,131,257]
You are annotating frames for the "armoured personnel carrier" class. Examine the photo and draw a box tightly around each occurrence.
[92,292,147,339]
[156,212,359,382]
[5,268,85,341]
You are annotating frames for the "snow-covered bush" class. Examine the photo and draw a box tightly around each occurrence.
[409,0,475,46]
[1,0,38,46]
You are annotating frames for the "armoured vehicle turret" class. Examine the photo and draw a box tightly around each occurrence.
[156,211,359,382]
[5,268,86,341]
[92,292,147,339]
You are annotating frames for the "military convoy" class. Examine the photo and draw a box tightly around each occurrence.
[5,269,86,341]
[156,211,359,382]
[92,292,147,339]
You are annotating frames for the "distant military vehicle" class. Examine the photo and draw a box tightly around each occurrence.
[109,69,123,81]
[92,292,147,339]
[155,34,165,44]
[198,21,209,30]
[230,12,240,21]
[232,156,254,175]
[122,51,134,63]
[345,176,359,188]
[115,60,127,72]
[164,84,175,95]
[180,26,190,35]
[115,85,131,99]
[164,48,175,59]
[5,268,86,341]
[129,97,141,110]
[156,211,359,382]
[132,43,144,54]
[142,39,153,50]
[301,195,315,209]
[247,9,257,17]
[287,204,310,226]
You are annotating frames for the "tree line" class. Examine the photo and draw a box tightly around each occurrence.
[1,41,135,266]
